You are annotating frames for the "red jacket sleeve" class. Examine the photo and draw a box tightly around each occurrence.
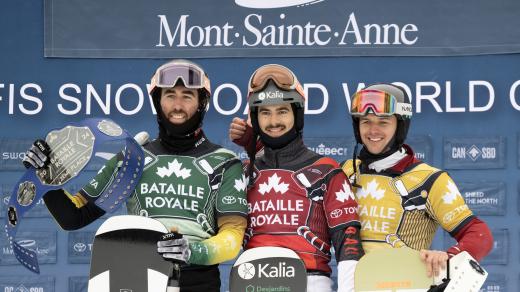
[232,124,263,152]
[446,217,493,261]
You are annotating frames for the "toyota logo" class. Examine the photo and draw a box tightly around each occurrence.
[330,209,343,218]
[222,196,237,205]
[74,242,87,252]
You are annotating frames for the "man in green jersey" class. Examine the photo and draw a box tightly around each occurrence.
[23,60,248,291]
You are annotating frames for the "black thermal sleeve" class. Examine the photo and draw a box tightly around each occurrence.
[43,189,105,230]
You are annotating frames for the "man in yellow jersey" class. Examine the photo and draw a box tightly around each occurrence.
[343,83,493,277]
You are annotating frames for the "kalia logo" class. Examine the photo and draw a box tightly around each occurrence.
[235,0,324,9]
[238,261,296,279]
[258,90,284,101]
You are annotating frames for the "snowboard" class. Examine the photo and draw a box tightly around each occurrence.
[229,246,307,292]
[354,247,432,292]
[88,215,178,292]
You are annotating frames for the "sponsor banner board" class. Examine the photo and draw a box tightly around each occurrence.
[407,135,433,165]
[0,139,32,171]
[69,276,88,292]
[0,276,54,292]
[458,181,506,216]
[1,184,50,218]
[443,136,505,169]
[304,136,355,163]
[480,274,506,292]
[0,231,57,265]
[68,231,95,264]
[44,0,520,58]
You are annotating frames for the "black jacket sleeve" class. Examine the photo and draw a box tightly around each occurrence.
[330,223,364,263]
[43,189,105,230]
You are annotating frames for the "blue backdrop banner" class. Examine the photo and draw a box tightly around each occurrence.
[44,0,520,58]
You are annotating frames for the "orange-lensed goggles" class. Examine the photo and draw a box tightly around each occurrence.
[351,89,412,117]
[248,64,305,98]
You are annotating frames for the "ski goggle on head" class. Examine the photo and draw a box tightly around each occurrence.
[150,60,211,93]
[350,89,412,118]
[247,64,305,98]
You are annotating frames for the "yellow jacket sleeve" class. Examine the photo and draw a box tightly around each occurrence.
[188,215,247,265]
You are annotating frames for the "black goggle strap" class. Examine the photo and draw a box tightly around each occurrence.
[351,143,361,188]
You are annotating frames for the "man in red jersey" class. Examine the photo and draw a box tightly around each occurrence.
[230,64,363,292]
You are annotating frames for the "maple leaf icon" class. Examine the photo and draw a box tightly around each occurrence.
[234,174,248,192]
[335,181,355,203]
[356,179,385,200]
[156,159,191,179]
[258,173,289,195]
[442,181,460,204]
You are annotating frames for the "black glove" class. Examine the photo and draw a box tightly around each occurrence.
[22,139,51,169]
[428,279,449,292]
[157,232,191,264]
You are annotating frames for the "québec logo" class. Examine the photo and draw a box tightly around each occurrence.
[308,143,348,157]
[235,0,324,9]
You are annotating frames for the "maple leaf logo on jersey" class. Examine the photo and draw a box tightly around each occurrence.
[335,181,355,203]
[234,174,248,192]
[442,181,461,204]
[258,173,289,195]
[156,159,191,179]
[356,179,385,200]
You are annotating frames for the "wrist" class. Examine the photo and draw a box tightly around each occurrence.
[187,242,209,265]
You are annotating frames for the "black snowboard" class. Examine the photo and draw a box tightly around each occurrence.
[88,215,177,292]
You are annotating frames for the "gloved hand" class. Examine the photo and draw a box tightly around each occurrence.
[157,232,191,264]
[22,139,51,169]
